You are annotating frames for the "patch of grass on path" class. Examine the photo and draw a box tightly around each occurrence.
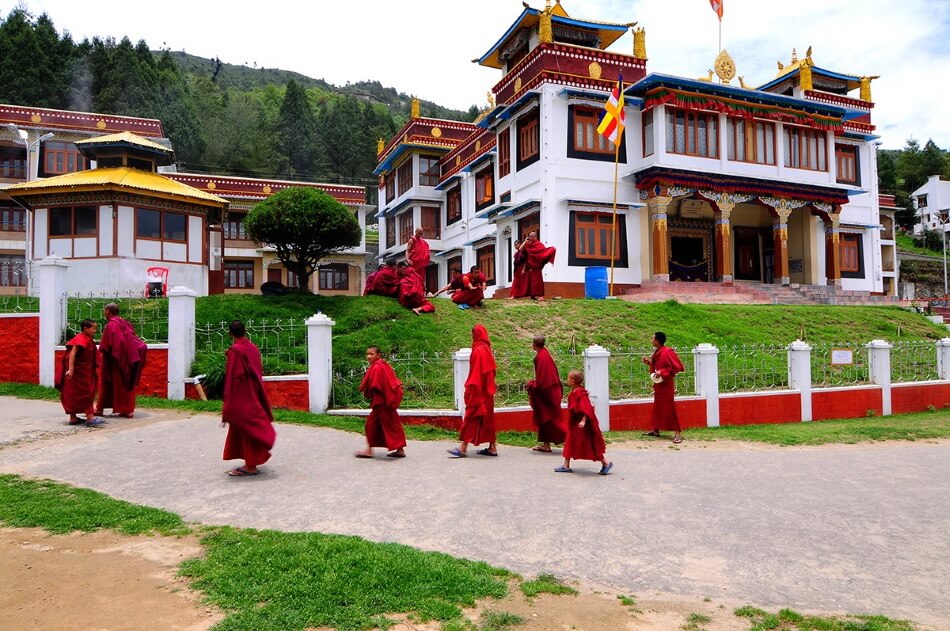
[520,573,578,599]
[734,606,915,630]
[0,474,510,631]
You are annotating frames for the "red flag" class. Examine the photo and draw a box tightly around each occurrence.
[710,0,723,20]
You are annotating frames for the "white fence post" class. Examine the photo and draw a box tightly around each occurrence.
[937,338,950,380]
[693,343,720,427]
[166,286,197,400]
[867,339,893,416]
[37,256,69,387]
[583,344,611,431]
[788,340,813,422]
[306,312,335,413]
[452,348,472,411]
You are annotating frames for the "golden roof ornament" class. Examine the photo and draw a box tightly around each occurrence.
[800,61,813,92]
[633,26,647,60]
[539,0,553,43]
[860,76,876,102]
[377,138,384,155]
[410,98,420,119]
[714,50,736,84]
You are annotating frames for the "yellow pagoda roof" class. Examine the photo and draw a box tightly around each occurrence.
[74,131,172,153]
[6,167,227,207]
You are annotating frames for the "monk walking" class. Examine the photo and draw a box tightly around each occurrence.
[56,319,104,427]
[642,331,685,444]
[448,324,497,458]
[222,320,276,476]
[406,227,431,289]
[520,232,556,300]
[355,346,407,459]
[96,303,146,418]
[526,336,566,452]
[557,370,612,475]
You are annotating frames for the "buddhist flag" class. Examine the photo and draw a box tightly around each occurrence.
[597,74,625,145]
[710,0,723,20]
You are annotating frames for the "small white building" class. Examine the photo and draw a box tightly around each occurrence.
[912,174,950,235]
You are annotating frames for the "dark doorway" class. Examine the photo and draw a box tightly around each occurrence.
[670,237,709,281]
[268,268,282,284]
[734,230,761,281]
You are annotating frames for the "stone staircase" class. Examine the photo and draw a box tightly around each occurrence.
[621,281,904,306]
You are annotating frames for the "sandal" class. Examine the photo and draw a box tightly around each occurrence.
[386,451,406,458]
[227,467,259,476]
[599,462,614,476]
[554,466,573,473]
[447,448,467,458]
[476,448,498,456]
[643,430,661,437]
[672,436,683,444]
[354,451,374,459]
[531,446,553,453]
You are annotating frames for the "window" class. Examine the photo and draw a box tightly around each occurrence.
[475,167,494,210]
[419,155,440,187]
[569,105,618,160]
[42,142,86,176]
[0,146,26,179]
[0,254,26,287]
[498,128,511,178]
[446,186,462,225]
[666,108,719,158]
[319,263,349,290]
[642,109,654,156]
[421,206,441,239]
[163,212,186,241]
[223,213,247,240]
[518,212,540,241]
[517,109,540,169]
[476,244,496,284]
[840,233,864,278]
[136,208,186,242]
[49,206,96,237]
[224,260,254,289]
[397,160,412,196]
[386,217,395,249]
[783,126,827,171]
[568,211,628,267]
[917,195,928,209]
[398,212,413,245]
[727,118,776,165]
[385,173,395,203]
[0,207,25,232]
[286,269,300,289]
[835,144,859,185]
[447,255,462,277]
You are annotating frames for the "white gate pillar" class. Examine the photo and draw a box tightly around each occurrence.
[583,344,611,431]
[693,343,720,427]
[937,338,950,380]
[37,256,69,387]
[452,348,472,412]
[867,339,893,416]
[306,312,335,413]
[167,286,197,400]
[788,340,813,421]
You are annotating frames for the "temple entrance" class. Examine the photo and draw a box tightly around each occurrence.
[734,228,760,281]
[668,218,714,281]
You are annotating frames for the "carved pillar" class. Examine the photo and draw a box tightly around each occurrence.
[715,201,735,284]
[647,195,671,281]
[825,213,842,287]
[773,202,792,286]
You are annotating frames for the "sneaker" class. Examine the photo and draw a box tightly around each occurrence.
[85,417,106,428]
[599,462,614,476]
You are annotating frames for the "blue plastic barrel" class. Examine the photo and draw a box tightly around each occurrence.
[585,266,608,299]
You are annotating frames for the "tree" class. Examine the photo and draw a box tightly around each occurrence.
[244,187,361,292]
[275,79,318,176]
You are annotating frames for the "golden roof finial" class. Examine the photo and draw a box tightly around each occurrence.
[377,138,385,155]
[860,76,874,102]
[539,1,553,43]
[633,26,647,60]
[791,48,798,63]
[410,98,420,119]
[800,63,813,91]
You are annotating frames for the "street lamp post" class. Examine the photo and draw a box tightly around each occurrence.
[5,123,54,292]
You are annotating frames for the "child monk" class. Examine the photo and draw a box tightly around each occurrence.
[557,370,613,475]
[56,319,104,427]
[355,346,407,459]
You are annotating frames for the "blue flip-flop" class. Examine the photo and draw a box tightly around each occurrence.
[84,417,106,427]
[554,466,573,473]
[447,448,467,458]
[599,462,614,476]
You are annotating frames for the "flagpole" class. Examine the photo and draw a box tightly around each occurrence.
[608,82,623,298]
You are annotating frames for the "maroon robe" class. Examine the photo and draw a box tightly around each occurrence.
[459,324,497,445]
[563,387,606,462]
[56,333,98,417]
[97,316,146,416]
[360,358,406,450]
[369,267,399,297]
[222,337,276,467]
[510,248,528,298]
[649,345,685,432]
[526,347,566,444]
[451,272,485,306]
[407,235,431,285]
[522,239,556,298]
[363,270,380,295]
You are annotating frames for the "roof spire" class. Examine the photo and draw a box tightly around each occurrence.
[410,98,420,119]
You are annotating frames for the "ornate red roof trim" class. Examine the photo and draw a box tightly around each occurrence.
[0,104,165,137]
[166,173,366,205]
[376,117,477,168]
[440,128,496,180]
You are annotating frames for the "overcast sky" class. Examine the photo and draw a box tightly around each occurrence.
[10,0,950,149]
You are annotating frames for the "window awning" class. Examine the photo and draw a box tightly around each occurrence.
[463,232,497,247]
[495,199,542,220]
[434,174,462,192]
[434,248,463,259]
[563,198,644,210]
[378,196,442,218]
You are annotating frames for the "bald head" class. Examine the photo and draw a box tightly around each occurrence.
[527,231,538,241]
[414,227,424,237]
[104,303,120,317]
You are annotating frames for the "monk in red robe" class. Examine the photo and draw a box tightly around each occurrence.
[451,265,486,309]
[526,336,565,451]
[355,346,407,459]
[521,232,556,300]
[397,265,435,315]
[406,227,431,289]
[642,331,686,444]
[222,320,276,476]
[363,264,384,295]
[96,303,146,418]
[448,324,497,458]
[509,239,528,299]
[56,319,104,427]
[433,268,464,299]
[368,261,400,297]
[558,370,612,475]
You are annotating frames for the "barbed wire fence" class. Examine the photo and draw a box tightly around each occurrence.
[62,292,168,343]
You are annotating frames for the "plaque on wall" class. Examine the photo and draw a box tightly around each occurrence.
[789,258,804,273]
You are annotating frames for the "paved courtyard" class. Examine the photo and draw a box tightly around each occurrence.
[0,397,948,627]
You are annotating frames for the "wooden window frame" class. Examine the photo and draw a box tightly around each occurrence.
[642,109,654,157]
[385,173,395,203]
[386,217,396,249]
[840,232,864,278]
[41,141,86,176]
[917,195,928,209]
[474,166,494,211]
[49,205,97,238]
[567,105,625,162]
[665,107,720,158]
[518,212,540,242]
[476,244,496,285]
[398,212,414,245]
[0,207,26,232]
[421,206,441,239]
[397,160,413,196]
[567,211,628,267]
[835,144,860,185]
[516,109,540,169]
[319,263,349,290]
[783,125,828,172]
[224,260,255,289]
[726,117,776,165]
[0,254,26,287]
[446,185,462,225]
[223,212,247,240]
[419,155,440,187]
[135,208,187,243]
[498,127,511,178]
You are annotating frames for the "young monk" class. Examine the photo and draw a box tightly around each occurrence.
[56,319,104,427]
[448,324,497,458]
[526,336,565,452]
[642,331,686,444]
[433,268,464,298]
[355,346,407,459]
[451,265,486,309]
[557,370,613,475]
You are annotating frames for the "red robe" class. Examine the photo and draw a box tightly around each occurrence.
[407,235,431,286]
[526,347,566,444]
[522,239,556,298]
[97,316,146,416]
[368,267,399,297]
[397,267,434,311]
[510,248,528,298]
[451,271,485,306]
[360,358,406,450]
[363,270,380,295]
[56,333,98,417]
[459,324,496,445]
[563,387,606,462]
[222,337,276,467]
[649,345,685,432]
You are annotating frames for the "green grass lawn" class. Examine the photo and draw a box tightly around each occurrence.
[896,232,946,258]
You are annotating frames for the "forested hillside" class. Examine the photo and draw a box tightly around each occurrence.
[0,8,478,197]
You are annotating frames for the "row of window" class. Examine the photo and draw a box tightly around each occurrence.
[223,261,347,290]
[47,206,188,242]
[0,207,25,232]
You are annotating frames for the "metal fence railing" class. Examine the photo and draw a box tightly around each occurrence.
[63,292,168,343]
[608,347,696,398]
[718,345,788,392]
[810,343,871,387]
[891,341,940,383]
[0,292,38,314]
[195,319,307,375]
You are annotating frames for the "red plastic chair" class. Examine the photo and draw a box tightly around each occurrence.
[145,266,169,298]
